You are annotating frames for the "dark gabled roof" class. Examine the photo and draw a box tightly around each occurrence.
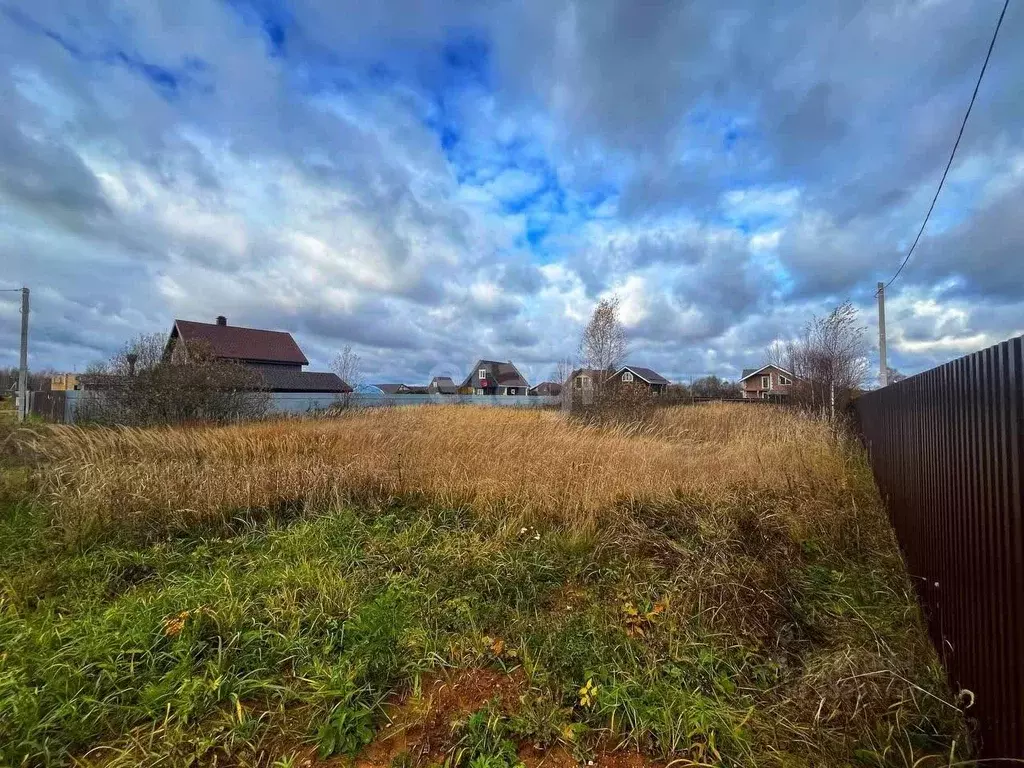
[739,364,796,382]
[429,376,457,394]
[171,320,309,366]
[460,359,529,389]
[376,383,407,395]
[257,369,350,393]
[530,381,563,395]
[610,366,669,385]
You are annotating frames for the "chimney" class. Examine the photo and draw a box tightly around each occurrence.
[216,315,227,326]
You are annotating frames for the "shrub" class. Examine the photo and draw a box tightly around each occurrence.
[75,335,269,426]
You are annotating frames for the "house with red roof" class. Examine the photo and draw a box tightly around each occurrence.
[164,316,350,393]
[459,359,529,395]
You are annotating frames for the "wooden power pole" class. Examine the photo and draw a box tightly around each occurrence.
[877,281,888,388]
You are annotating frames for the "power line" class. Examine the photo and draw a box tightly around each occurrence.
[879,0,1010,294]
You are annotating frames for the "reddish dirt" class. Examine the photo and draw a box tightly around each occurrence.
[255,668,661,768]
[259,668,528,767]
[354,667,527,767]
[518,745,660,768]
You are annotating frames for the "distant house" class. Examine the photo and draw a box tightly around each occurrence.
[164,316,350,393]
[529,381,562,397]
[460,360,529,396]
[606,365,669,394]
[428,376,457,395]
[740,364,796,399]
[568,368,604,395]
[376,383,413,395]
[51,374,80,391]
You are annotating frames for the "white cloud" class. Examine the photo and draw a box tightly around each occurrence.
[2,0,1024,384]
[722,186,801,219]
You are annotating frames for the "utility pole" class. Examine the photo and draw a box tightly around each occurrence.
[17,286,29,421]
[877,281,888,388]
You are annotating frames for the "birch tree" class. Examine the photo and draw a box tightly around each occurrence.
[579,296,627,375]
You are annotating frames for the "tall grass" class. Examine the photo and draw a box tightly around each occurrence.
[3,404,971,765]
[34,404,865,544]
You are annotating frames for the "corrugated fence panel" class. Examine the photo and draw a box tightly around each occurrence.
[855,335,1024,760]
[59,390,562,423]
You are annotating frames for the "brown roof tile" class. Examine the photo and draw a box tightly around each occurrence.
[173,320,309,366]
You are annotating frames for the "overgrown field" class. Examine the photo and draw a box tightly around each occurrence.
[0,405,968,766]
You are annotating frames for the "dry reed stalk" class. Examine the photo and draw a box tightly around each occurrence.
[31,404,869,544]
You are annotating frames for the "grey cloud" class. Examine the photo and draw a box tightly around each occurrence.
[302,303,426,352]
[914,182,1024,300]
[2,0,1023,382]
[497,262,544,295]
[496,323,540,348]
[0,122,110,223]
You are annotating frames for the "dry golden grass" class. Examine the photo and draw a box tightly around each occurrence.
[9,403,969,764]
[33,403,865,543]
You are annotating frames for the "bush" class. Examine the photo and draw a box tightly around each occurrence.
[76,335,269,426]
[571,383,658,428]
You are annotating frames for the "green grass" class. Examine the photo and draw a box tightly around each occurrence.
[0,484,966,767]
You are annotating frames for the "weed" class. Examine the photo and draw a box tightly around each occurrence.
[316,703,376,758]
[448,705,522,768]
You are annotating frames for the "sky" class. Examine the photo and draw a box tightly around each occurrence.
[1,0,1023,387]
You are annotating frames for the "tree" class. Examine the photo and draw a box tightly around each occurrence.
[764,340,792,372]
[787,301,870,419]
[554,356,574,411]
[579,296,627,376]
[691,375,742,399]
[664,382,692,402]
[92,333,168,377]
[331,345,363,403]
[886,367,907,384]
[78,334,269,426]
[0,367,56,393]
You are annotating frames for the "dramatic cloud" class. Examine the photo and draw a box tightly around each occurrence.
[2,0,1022,385]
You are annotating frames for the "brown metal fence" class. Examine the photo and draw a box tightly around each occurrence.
[854,335,1024,760]
[29,390,67,423]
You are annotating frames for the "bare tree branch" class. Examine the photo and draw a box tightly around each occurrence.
[330,345,362,391]
[786,300,870,419]
[579,296,627,376]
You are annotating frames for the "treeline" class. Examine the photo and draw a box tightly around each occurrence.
[0,367,57,394]
[667,375,744,399]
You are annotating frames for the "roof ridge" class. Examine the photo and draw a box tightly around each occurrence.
[176,319,293,335]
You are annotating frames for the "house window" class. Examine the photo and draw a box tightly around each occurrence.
[779,374,792,385]
[508,388,516,395]
[761,375,770,389]
[478,368,486,380]
[622,371,634,383]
